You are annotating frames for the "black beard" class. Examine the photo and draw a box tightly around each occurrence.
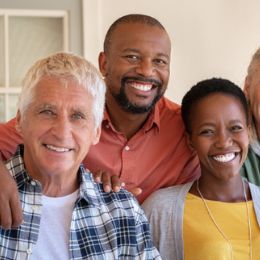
[112,77,164,114]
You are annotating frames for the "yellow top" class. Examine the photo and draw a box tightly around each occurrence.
[183,193,260,260]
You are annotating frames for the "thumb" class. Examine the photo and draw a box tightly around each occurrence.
[127,187,143,197]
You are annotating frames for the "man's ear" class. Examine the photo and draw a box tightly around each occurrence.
[15,110,22,133]
[92,125,101,146]
[243,76,250,99]
[98,52,107,78]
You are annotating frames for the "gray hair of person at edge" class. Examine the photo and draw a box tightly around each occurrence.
[17,52,106,130]
[246,47,260,144]
[247,47,260,79]
[181,77,249,135]
[103,13,166,53]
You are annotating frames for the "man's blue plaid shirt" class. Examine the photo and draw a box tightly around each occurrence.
[0,145,161,259]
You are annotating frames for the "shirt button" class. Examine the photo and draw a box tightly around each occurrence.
[31,180,36,186]
[125,146,130,151]
[105,124,109,128]
[27,248,32,254]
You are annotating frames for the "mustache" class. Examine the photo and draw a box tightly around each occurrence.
[122,76,162,87]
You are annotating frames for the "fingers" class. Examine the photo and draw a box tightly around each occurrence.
[93,170,103,183]
[93,170,123,193]
[10,194,23,227]
[0,160,23,229]
[128,187,143,197]
[0,190,23,229]
[0,196,12,229]
[110,175,122,192]
[101,172,112,192]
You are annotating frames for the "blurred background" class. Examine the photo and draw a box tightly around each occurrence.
[0,0,260,121]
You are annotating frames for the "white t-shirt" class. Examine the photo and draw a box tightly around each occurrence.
[30,189,78,260]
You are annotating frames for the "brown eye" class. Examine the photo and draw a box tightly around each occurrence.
[231,125,243,132]
[154,59,167,66]
[123,55,140,63]
[199,129,214,136]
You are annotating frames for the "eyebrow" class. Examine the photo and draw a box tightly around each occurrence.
[198,119,245,128]
[35,103,55,110]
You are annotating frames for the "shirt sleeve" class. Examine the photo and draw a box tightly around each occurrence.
[133,200,162,259]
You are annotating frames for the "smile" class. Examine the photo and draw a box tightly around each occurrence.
[131,82,153,92]
[212,153,236,163]
[45,144,71,153]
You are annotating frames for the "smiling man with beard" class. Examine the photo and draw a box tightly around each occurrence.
[0,14,200,228]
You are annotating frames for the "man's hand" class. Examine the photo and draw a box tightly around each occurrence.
[93,170,142,197]
[0,161,23,229]
[93,170,122,192]
[127,187,142,197]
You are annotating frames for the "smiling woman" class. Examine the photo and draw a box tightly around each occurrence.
[143,78,260,260]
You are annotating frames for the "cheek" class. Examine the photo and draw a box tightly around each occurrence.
[250,85,260,106]
[159,69,169,84]
[191,141,209,160]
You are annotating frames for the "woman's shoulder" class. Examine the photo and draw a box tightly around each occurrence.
[142,182,193,213]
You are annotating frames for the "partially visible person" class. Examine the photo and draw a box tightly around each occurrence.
[143,78,260,260]
[0,14,200,228]
[0,52,161,259]
[241,47,260,185]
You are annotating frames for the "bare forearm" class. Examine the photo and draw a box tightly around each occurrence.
[0,155,23,228]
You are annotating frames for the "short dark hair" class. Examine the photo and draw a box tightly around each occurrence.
[103,14,165,53]
[181,78,249,134]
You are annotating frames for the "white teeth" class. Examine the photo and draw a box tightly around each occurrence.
[213,153,235,163]
[131,83,153,92]
[46,144,70,152]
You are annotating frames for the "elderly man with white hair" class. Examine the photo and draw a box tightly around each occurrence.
[0,52,160,260]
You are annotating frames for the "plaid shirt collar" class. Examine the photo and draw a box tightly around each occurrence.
[6,144,101,208]
[3,145,161,259]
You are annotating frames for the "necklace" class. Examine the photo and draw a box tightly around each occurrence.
[196,180,252,260]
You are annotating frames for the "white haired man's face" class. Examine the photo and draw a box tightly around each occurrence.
[245,65,260,135]
[17,76,101,179]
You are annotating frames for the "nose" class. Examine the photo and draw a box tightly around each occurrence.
[214,130,232,149]
[135,59,155,77]
[51,115,72,140]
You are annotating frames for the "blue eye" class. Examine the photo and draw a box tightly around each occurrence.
[71,113,85,120]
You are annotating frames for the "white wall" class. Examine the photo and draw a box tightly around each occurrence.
[83,0,260,104]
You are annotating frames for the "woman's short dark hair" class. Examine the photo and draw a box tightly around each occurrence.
[181,78,249,134]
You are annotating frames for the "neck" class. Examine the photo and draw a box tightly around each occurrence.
[24,156,79,197]
[190,175,251,202]
[40,175,78,197]
[106,96,150,140]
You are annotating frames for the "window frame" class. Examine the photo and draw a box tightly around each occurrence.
[0,9,69,121]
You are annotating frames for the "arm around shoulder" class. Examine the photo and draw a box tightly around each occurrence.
[0,157,23,229]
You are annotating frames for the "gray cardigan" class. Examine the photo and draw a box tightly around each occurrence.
[142,181,260,260]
